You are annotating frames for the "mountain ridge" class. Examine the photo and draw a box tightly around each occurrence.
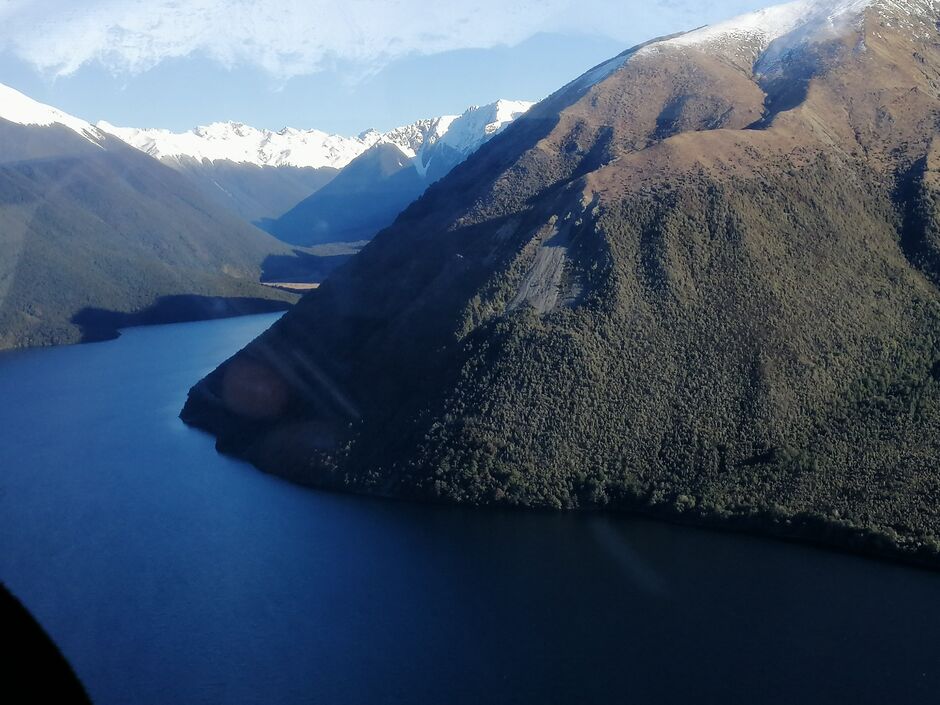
[99,99,532,229]
[0,85,298,349]
[180,0,940,565]
[0,82,103,144]
[268,100,534,245]
[99,99,534,171]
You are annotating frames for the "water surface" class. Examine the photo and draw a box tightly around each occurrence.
[1,314,938,704]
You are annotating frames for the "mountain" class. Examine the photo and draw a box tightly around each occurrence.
[182,0,940,566]
[270,143,426,246]
[0,83,297,350]
[101,104,531,232]
[269,100,534,246]
[99,121,377,169]
[97,121,351,224]
[141,157,338,227]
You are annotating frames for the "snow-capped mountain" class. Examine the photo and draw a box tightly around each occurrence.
[369,116,456,160]
[98,99,533,230]
[0,82,104,145]
[564,0,938,98]
[268,99,534,247]
[438,99,533,153]
[98,121,375,170]
[99,99,533,172]
[0,81,298,349]
[639,0,938,66]
[412,100,533,177]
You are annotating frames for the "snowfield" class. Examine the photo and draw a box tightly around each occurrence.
[97,99,534,171]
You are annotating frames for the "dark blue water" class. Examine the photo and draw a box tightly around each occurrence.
[1,314,939,705]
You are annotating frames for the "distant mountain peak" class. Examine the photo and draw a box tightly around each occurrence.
[100,99,534,172]
[97,120,364,170]
[431,99,533,161]
[0,82,102,145]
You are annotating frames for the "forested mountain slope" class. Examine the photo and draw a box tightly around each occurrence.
[183,0,940,565]
[0,85,295,349]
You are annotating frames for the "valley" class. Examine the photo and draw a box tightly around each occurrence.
[0,85,529,349]
[3,0,940,702]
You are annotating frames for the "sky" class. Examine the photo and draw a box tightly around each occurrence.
[0,0,772,135]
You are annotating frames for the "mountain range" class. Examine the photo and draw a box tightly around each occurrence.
[0,82,296,349]
[102,101,533,243]
[0,80,531,348]
[97,119,371,224]
[182,0,940,567]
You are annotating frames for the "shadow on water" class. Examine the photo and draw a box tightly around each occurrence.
[260,249,354,284]
[71,295,292,344]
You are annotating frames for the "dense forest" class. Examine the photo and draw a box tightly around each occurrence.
[183,2,940,565]
[0,123,296,349]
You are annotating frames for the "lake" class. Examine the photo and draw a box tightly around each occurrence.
[1,313,939,704]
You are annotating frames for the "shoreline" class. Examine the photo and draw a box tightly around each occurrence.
[0,296,293,354]
[75,296,294,345]
[179,404,940,573]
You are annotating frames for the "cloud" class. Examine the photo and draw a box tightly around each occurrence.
[0,0,770,79]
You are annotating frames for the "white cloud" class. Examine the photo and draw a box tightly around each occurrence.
[0,0,567,78]
[0,0,770,79]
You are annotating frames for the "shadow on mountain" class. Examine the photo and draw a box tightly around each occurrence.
[72,295,293,343]
[746,41,842,130]
[254,217,277,233]
[1,583,92,704]
[261,249,355,284]
[896,157,940,289]
[270,145,428,247]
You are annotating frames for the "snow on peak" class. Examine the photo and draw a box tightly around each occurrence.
[0,82,101,144]
[437,99,534,154]
[100,99,533,172]
[641,0,938,62]
[377,116,459,159]
[97,120,373,170]
[653,1,866,51]
[565,0,939,104]
[409,99,533,176]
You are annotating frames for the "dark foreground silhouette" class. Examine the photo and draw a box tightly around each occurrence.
[1,583,92,704]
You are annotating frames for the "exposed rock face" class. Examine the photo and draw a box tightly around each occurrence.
[183,0,940,565]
